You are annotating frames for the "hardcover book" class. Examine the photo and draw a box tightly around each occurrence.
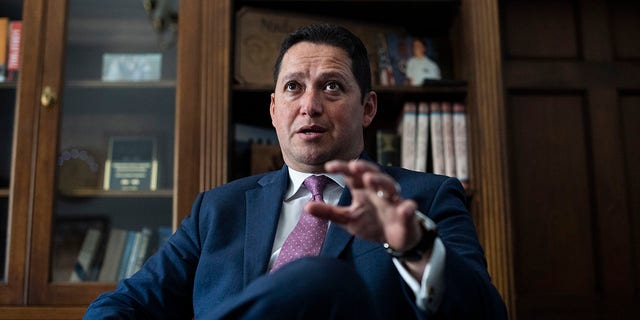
[0,18,8,82]
[70,228,103,282]
[442,102,457,177]
[103,136,158,191]
[453,102,470,188]
[6,20,21,81]
[51,217,107,282]
[400,102,417,171]
[415,102,430,172]
[125,227,152,279]
[98,228,128,282]
[376,130,400,167]
[429,101,445,175]
[116,231,137,280]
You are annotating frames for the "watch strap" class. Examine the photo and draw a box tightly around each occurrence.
[383,210,438,261]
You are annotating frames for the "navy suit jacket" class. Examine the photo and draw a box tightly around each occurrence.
[85,164,506,319]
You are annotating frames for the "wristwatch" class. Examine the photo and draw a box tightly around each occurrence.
[383,211,438,262]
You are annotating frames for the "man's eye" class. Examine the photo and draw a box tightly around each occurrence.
[325,81,341,91]
[285,82,299,91]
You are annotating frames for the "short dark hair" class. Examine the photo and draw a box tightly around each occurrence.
[273,24,372,103]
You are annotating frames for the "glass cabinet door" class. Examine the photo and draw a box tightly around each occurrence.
[28,0,178,304]
[0,82,14,284]
[0,0,23,304]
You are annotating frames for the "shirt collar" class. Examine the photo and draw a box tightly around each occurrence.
[285,167,345,200]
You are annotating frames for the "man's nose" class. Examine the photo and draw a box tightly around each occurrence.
[299,89,323,116]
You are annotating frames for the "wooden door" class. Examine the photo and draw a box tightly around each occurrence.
[502,0,640,318]
[25,0,180,305]
[0,0,28,305]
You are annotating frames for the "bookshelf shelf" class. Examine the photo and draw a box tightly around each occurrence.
[236,0,460,35]
[233,81,468,94]
[65,80,176,89]
[374,83,468,95]
[0,82,18,89]
[60,188,173,198]
[0,188,9,197]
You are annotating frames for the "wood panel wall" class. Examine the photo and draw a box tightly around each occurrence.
[502,0,640,319]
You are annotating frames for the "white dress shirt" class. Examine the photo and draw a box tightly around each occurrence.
[268,168,446,313]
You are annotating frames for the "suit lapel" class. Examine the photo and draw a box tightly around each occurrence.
[242,155,383,278]
[321,188,354,257]
[321,155,386,258]
[243,167,289,285]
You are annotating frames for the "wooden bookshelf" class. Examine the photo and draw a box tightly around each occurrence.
[1,0,513,318]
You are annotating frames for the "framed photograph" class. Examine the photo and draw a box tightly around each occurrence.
[101,53,162,82]
[385,33,441,86]
[103,136,158,191]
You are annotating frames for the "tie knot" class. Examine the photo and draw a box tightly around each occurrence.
[303,175,332,201]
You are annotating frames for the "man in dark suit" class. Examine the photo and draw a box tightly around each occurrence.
[85,24,507,319]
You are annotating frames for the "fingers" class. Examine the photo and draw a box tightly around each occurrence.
[325,159,380,175]
[326,160,400,200]
[325,160,378,189]
[307,199,386,243]
[305,201,352,224]
[319,160,419,246]
[366,174,402,204]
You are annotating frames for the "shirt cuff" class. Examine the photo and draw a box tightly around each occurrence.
[393,237,446,313]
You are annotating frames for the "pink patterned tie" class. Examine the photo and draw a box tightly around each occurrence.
[271,175,332,272]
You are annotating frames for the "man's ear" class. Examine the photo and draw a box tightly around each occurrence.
[270,93,276,127]
[362,91,377,128]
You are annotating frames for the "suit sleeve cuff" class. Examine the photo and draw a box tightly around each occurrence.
[393,237,446,313]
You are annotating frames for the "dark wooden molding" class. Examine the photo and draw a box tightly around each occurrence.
[0,0,46,305]
[461,0,515,316]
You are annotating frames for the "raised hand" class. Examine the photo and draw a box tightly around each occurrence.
[306,160,423,253]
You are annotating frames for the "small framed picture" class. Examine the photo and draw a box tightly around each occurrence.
[103,136,158,191]
[102,53,162,82]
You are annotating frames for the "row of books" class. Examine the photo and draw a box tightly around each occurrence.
[377,101,469,189]
[0,18,21,82]
[68,226,173,282]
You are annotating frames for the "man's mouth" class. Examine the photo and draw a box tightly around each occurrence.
[298,125,327,135]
